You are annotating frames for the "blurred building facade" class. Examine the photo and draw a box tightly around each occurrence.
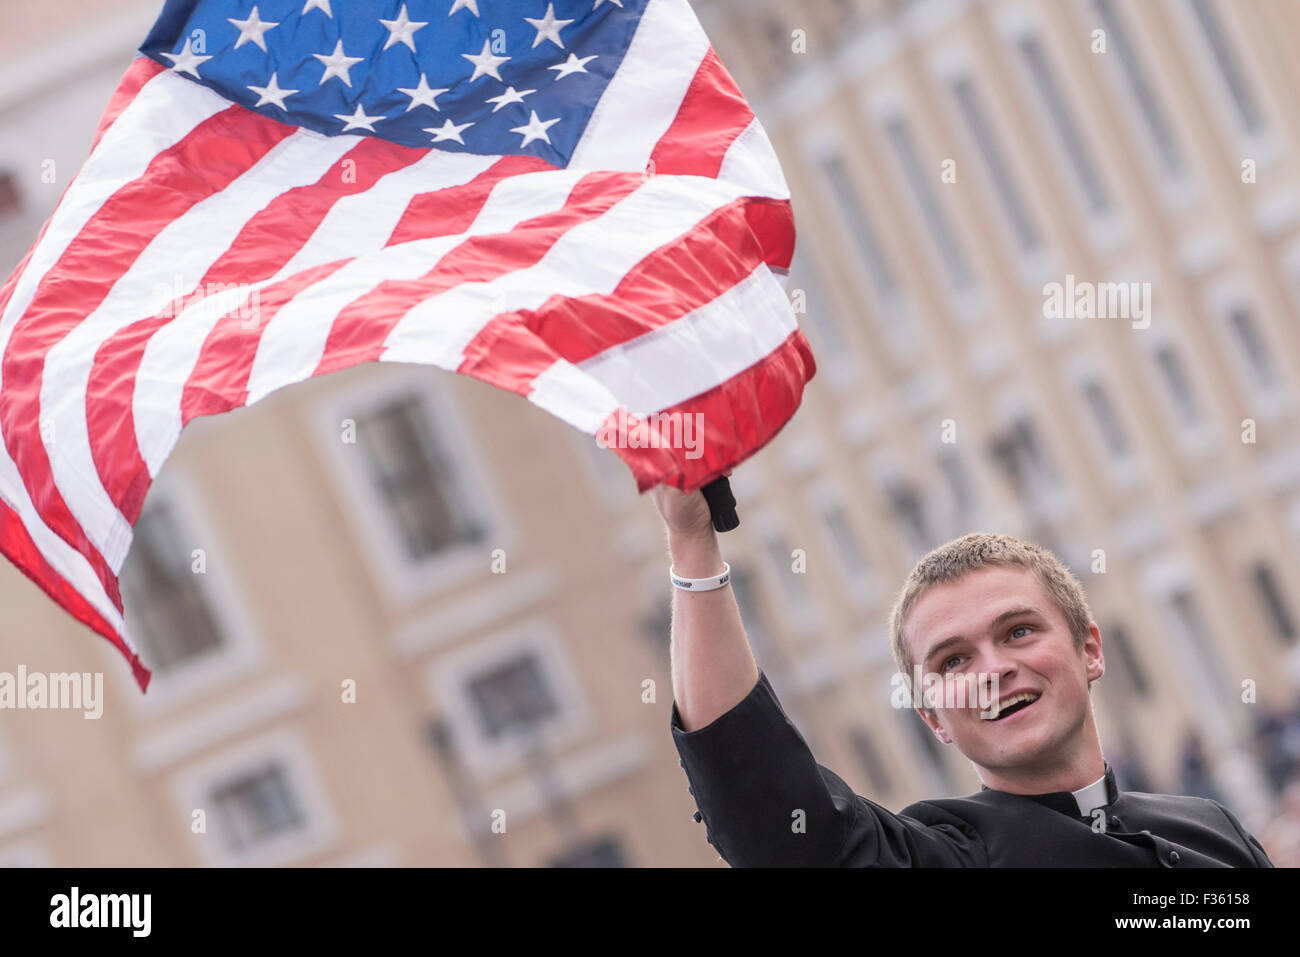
[2,0,1300,866]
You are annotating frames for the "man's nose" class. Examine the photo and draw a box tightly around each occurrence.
[979,648,1019,687]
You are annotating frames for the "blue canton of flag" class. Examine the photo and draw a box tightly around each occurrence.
[140,0,650,167]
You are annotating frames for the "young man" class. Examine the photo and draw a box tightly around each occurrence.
[653,481,1274,867]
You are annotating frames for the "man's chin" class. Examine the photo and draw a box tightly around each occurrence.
[964,731,1058,772]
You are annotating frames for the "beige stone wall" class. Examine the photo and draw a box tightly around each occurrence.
[2,0,1300,866]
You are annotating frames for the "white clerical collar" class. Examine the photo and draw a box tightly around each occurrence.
[1072,772,1110,816]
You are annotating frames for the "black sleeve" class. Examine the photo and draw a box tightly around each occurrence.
[1213,801,1275,868]
[671,670,985,867]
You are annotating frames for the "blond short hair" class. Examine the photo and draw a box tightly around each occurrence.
[889,532,1095,686]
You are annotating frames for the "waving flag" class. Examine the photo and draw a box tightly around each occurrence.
[0,0,814,692]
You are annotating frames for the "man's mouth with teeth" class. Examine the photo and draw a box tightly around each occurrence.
[980,691,1041,721]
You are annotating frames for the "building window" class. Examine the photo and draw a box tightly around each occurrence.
[172,730,339,866]
[1168,588,1229,690]
[1103,621,1150,697]
[548,834,629,867]
[427,619,591,776]
[1251,561,1297,645]
[816,497,870,581]
[1092,0,1185,177]
[950,75,1041,254]
[728,563,772,656]
[1186,0,1265,135]
[1016,32,1112,215]
[789,247,850,360]
[466,652,560,740]
[1225,305,1277,390]
[760,527,818,617]
[1153,342,1203,427]
[898,703,959,794]
[0,172,19,220]
[760,13,790,72]
[1081,378,1131,458]
[885,479,934,554]
[356,393,485,563]
[989,414,1058,505]
[210,762,304,854]
[937,446,976,518]
[848,725,891,793]
[817,153,902,308]
[882,115,974,291]
[120,497,226,672]
[1013,415,1057,480]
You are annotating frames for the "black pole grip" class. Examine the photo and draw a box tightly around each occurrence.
[700,476,739,532]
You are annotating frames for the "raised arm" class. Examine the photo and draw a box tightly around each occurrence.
[650,477,758,732]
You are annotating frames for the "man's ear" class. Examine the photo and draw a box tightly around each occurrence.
[917,706,952,745]
[1084,621,1105,684]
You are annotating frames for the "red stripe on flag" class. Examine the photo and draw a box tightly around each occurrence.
[602,328,817,493]
[311,170,645,377]
[120,260,349,525]
[387,155,556,246]
[161,155,559,463]
[0,497,150,691]
[87,136,426,517]
[458,196,793,392]
[649,48,754,178]
[0,106,296,604]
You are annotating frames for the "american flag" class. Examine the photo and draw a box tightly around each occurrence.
[0,0,815,692]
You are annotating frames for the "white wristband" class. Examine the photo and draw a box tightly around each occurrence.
[669,562,731,592]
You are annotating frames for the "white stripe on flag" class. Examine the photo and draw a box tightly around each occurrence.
[525,262,796,433]
[0,69,224,639]
[43,130,361,572]
[241,164,581,406]
[568,0,710,172]
[576,262,797,413]
[717,117,791,202]
[527,359,623,434]
[380,172,768,369]
[134,150,499,478]
[274,151,499,280]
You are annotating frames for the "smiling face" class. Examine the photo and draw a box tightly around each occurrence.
[904,565,1106,793]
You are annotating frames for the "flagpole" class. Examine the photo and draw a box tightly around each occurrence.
[700,476,739,532]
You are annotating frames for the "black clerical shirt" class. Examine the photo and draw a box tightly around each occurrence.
[671,670,1274,867]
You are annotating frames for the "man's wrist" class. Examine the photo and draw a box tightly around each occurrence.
[667,525,725,578]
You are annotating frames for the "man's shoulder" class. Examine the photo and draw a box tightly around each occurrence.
[897,794,994,825]
[903,785,1241,829]
[1118,788,1241,826]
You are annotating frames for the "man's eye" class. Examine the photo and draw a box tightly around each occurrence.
[941,655,963,671]
[1010,625,1032,639]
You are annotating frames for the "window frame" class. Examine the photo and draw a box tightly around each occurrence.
[109,467,263,717]
[1203,279,1292,422]
[799,124,919,363]
[309,364,510,609]
[929,43,1056,287]
[1164,0,1278,169]
[168,727,340,867]
[1078,0,1198,210]
[996,4,1128,251]
[425,617,592,778]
